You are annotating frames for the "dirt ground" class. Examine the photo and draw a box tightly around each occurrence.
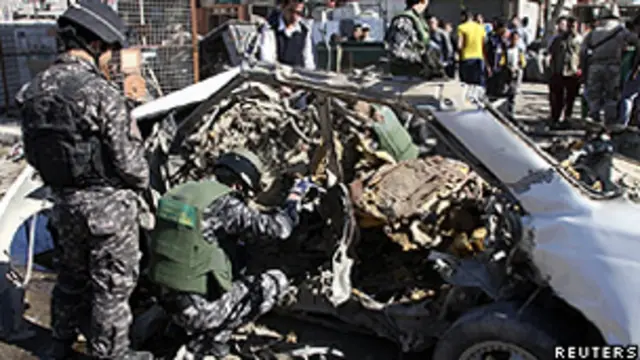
[0,83,554,360]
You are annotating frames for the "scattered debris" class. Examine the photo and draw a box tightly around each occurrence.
[144,79,519,353]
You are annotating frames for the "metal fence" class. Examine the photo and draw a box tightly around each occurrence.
[0,21,58,114]
[118,0,197,96]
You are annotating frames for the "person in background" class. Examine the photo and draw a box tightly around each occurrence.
[260,0,315,70]
[260,0,314,108]
[619,15,640,126]
[581,4,640,124]
[509,15,526,50]
[386,0,444,79]
[547,16,568,48]
[427,14,454,77]
[475,13,492,35]
[501,31,527,121]
[350,23,363,41]
[485,20,510,97]
[362,23,373,41]
[443,21,458,78]
[444,21,457,53]
[547,16,582,129]
[458,9,487,86]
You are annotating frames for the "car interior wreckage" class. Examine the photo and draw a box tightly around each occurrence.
[4,61,640,359]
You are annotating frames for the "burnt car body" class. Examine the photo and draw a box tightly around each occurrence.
[2,62,640,359]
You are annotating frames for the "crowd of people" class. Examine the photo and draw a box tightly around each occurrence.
[388,0,640,128]
[386,0,534,120]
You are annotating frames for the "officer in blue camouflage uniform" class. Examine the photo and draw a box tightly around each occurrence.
[149,149,308,359]
[385,0,444,79]
[582,4,640,124]
[15,1,151,359]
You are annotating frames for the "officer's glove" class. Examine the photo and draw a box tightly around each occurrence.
[284,177,314,226]
[284,197,301,227]
[289,177,317,198]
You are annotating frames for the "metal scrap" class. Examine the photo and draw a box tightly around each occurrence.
[159,81,509,352]
[351,156,488,254]
[172,83,319,195]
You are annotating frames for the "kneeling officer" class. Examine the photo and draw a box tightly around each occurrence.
[148,149,309,358]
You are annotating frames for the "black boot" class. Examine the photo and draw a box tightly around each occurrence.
[43,338,76,360]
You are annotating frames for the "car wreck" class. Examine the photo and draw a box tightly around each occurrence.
[3,62,640,359]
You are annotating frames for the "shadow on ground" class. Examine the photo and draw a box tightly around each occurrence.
[2,319,52,359]
[1,267,429,360]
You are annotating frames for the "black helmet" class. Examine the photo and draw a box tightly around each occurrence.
[58,0,129,49]
[213,149,264,195]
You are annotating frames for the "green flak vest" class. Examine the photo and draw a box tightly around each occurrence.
[371,104,419,161]
[149,180,234,295]
[389,10,433,77]
[399,9,430,45]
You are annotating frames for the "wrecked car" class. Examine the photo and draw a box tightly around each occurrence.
[3,62,640,359]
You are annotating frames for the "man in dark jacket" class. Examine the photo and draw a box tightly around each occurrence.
[149,149,308,359]
[15,1,151,359]
[259,0,315,70]
[427,14,454,78]
[547,16,582,128]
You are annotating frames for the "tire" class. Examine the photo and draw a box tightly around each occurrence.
[433,302,560,360]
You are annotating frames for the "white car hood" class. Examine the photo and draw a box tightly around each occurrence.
[436,109,640,345]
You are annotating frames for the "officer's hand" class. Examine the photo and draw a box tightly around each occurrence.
[289,177,316,198]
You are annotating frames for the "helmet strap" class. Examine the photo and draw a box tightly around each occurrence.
[58,25,102,64]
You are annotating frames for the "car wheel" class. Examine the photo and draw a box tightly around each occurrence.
[433,302,560,360]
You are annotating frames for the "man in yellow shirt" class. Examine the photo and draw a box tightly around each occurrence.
[457,10,487,86]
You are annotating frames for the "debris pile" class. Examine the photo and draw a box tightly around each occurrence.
[170,83,319,204]
[164,83,498,309]
[351,157,488,302]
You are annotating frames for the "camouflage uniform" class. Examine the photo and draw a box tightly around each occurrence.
[582,19,640,123]
[162,193,293,357]
[386,9,443,79]
[16,53,149,359]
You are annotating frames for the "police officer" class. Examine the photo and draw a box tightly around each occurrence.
[581,4,640,124]
[15,1,151,359]
[149,149,308,359]
[386,0,444,79]
[259,0,315,70]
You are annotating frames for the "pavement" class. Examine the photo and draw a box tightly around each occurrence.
[0,82,559,360]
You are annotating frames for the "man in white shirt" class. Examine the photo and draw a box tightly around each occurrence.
[259,0,316,70]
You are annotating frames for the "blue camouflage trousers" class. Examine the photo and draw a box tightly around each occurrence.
[169,269,289,357]
[49,193,140,359]
[586,63,620,124]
